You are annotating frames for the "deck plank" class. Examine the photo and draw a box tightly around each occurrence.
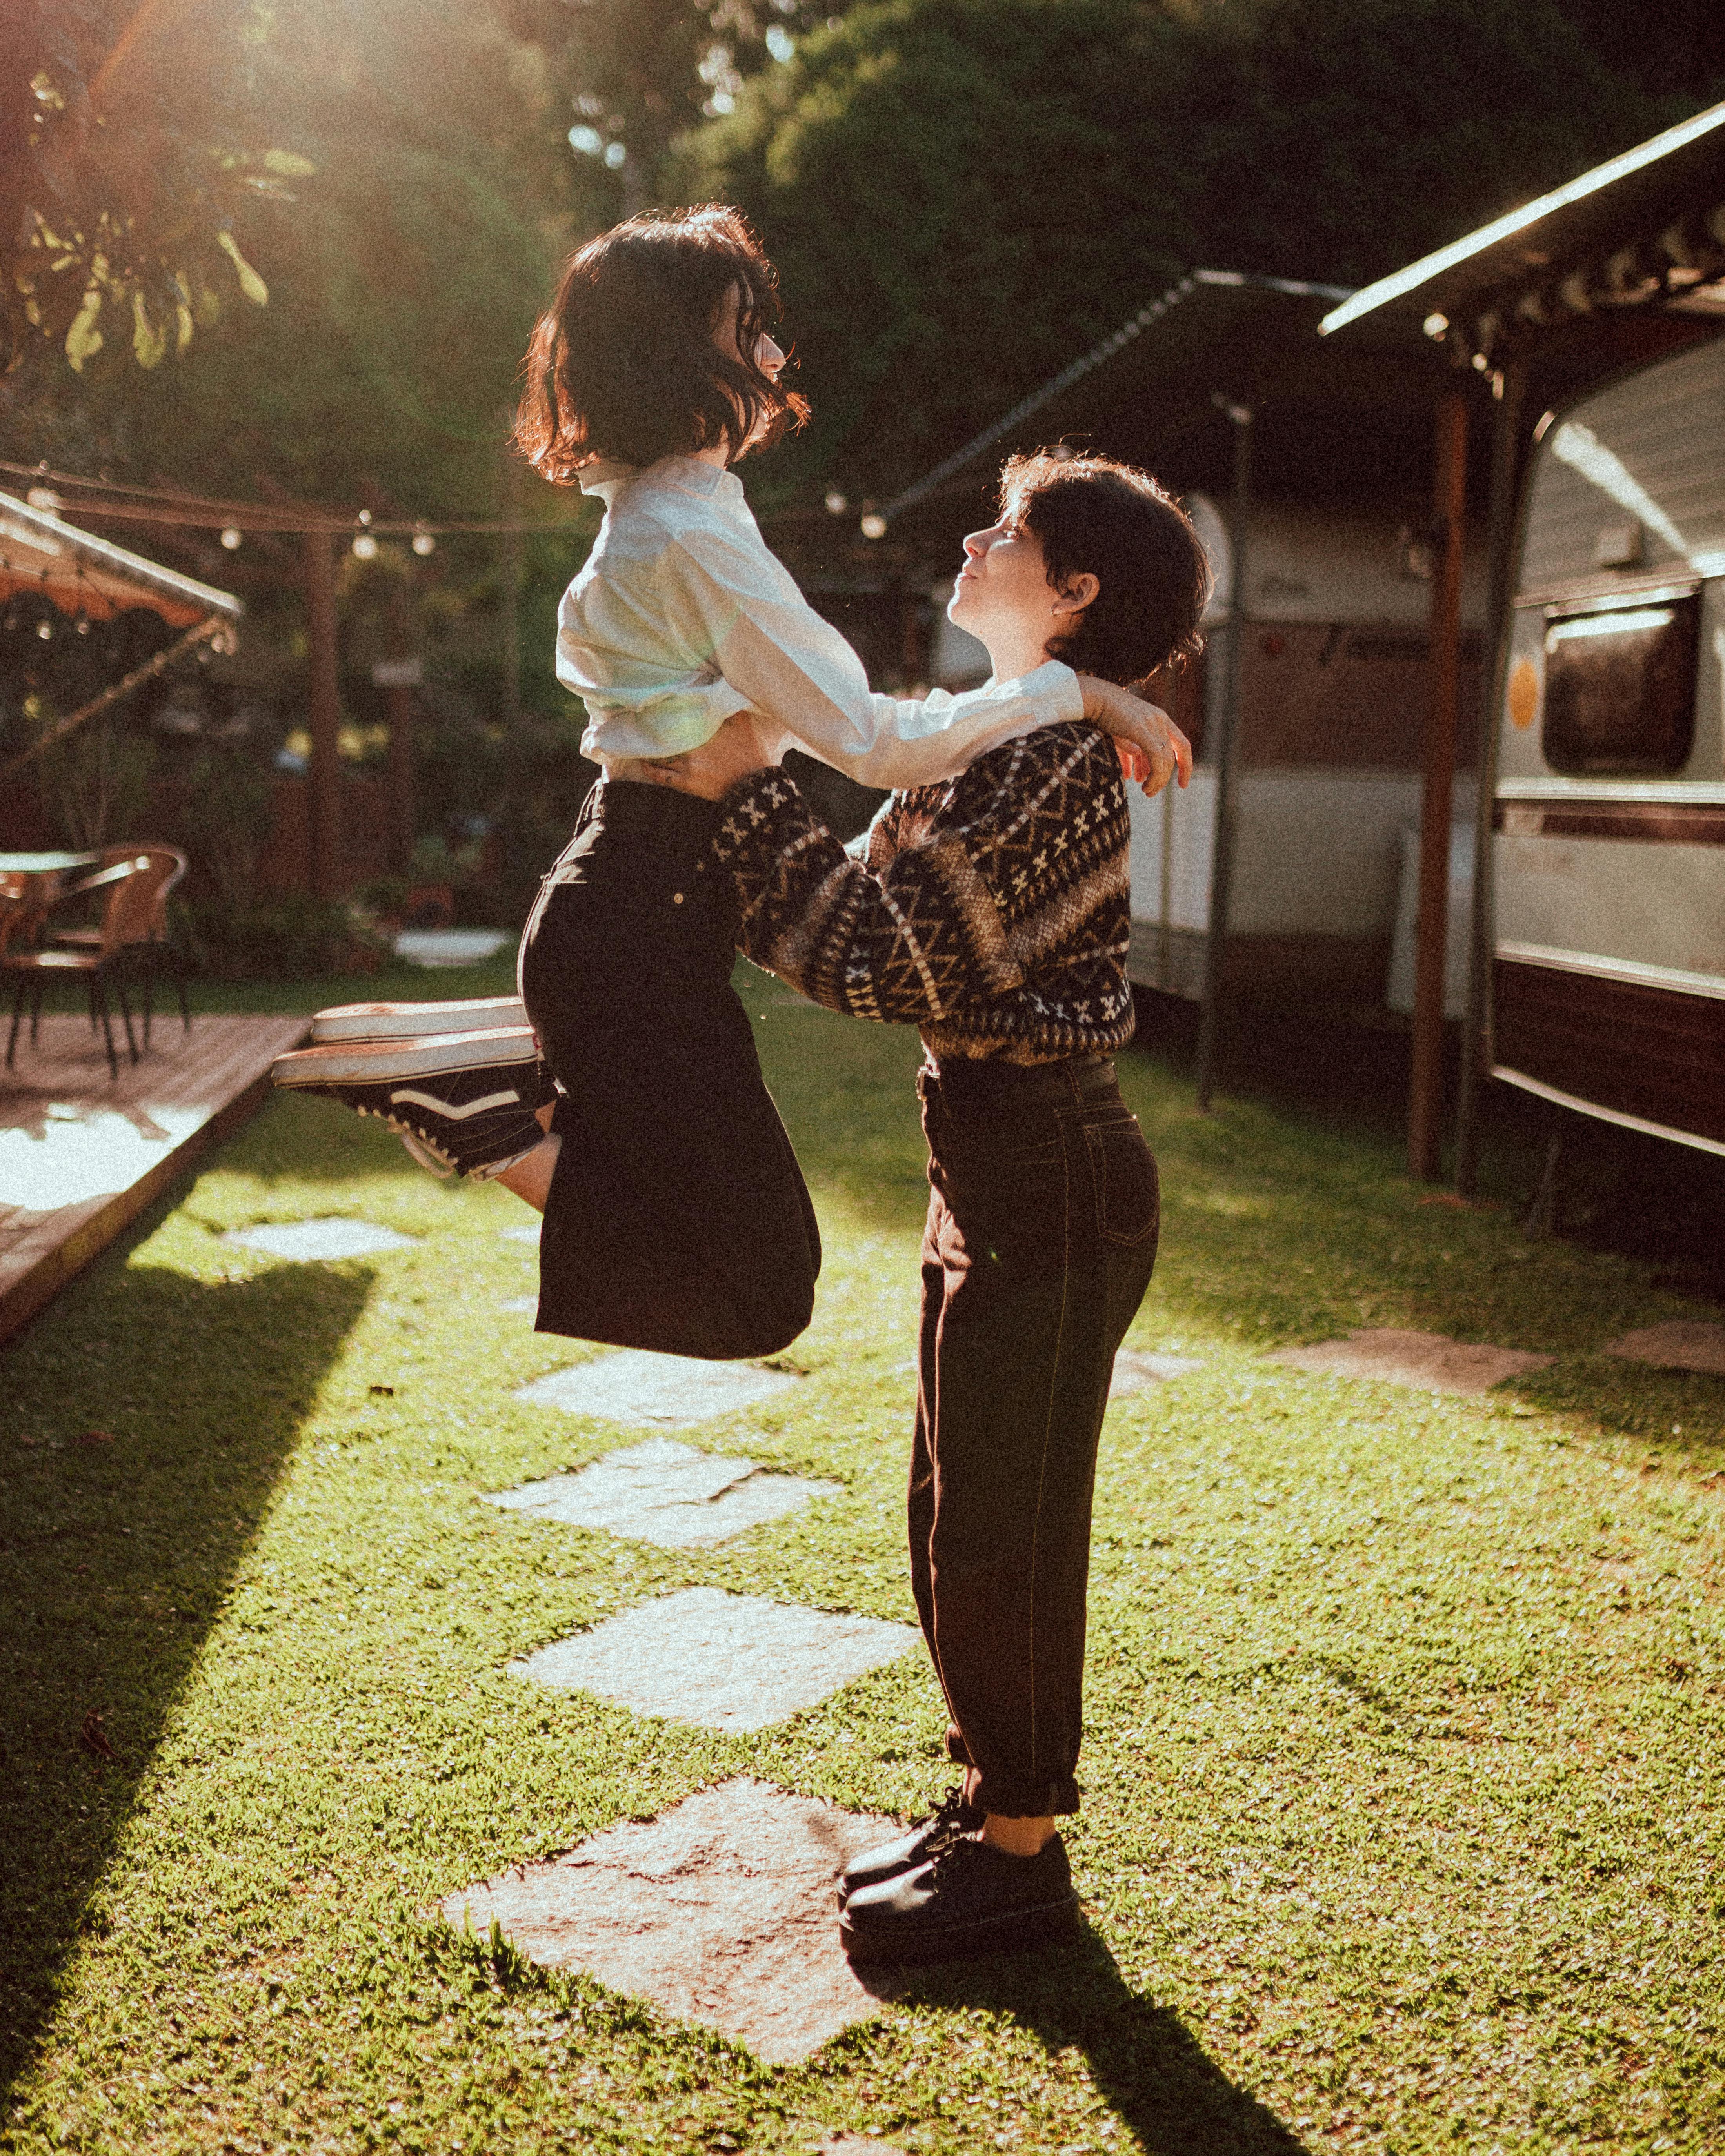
[0,1013,309,1344]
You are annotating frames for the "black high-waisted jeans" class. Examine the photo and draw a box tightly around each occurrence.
[911,1052,1159,1818]
[518,779,819,1358]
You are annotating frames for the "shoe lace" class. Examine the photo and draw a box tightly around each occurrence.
[922,1785,978,1857]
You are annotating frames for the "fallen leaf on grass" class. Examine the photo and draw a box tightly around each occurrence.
[74,1430,115,1447]
[78,1710,118,1764]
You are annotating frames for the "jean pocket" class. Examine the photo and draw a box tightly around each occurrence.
[1083,1117,1160,1248]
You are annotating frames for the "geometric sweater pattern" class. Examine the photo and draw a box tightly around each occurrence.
[707,720,1137,1066]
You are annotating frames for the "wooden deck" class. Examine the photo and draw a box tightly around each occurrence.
[0,1012,308,1346]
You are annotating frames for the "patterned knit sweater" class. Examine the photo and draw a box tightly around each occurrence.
[708,720,1136,1065]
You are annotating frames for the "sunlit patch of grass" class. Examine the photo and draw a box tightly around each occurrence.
[2,964,1721,2153]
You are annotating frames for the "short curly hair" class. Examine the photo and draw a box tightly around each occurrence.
[998,449,1212,688]
[515,205,809,481]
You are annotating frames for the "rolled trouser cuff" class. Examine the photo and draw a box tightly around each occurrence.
[942,1728,1080,1817]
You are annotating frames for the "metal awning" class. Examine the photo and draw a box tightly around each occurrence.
[771,268,1446,591]
[1320,101,1725,361]
[0,490,242,630]
[879,270,1349,522]
[870,268,1458,532]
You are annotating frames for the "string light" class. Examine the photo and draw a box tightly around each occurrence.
[3,459,554,542]
[352,532,379,560]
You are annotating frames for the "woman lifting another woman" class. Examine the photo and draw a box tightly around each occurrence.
[274,205,1188,1360]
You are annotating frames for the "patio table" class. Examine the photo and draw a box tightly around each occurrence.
[1,851,104,964]
[0,851,101,951]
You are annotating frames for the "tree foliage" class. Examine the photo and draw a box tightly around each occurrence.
[552,0,844,213]
[0,1,309,373]
[3,1,591,514]
[677,0,1699,502]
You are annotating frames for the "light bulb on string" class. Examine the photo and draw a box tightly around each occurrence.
[75,610,90,635]
[352,532,379,560]
[220,527,242,550]
[411,530,436,556]
[36,618,52,639]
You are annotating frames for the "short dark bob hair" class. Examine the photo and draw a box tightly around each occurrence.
[999,449,1212,689]
[515,205,808,481]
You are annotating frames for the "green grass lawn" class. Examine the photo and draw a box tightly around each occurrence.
[3,964,1723,2154]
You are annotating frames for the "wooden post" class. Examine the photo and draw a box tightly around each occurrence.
[383,581,418,874]
[1195,401,1252,1114]
[1454,364,1527,1197]
[1408,389,1469,1182]
[302,530,342,899]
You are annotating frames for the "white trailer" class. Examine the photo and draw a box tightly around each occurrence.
[1487,330,1725,1155]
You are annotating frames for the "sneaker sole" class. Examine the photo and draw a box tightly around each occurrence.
[838,1891,1081,1969]
[272,1027,538,1088]
[311,996,527,1044]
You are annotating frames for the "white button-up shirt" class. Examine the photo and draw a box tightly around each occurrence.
[556,455,1083,786]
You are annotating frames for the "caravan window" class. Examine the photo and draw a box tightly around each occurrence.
[1541,594,1699,776]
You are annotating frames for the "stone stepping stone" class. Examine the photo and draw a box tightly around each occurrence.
[502,1295,538,1315]
[1605,1320,1725,1376]
[516,1348,800,1428]
[1111,1348,1206,1396]
[502,1224,540,1244]
[442,1779,902,2063]
[222,1219,416,1262]
[510,1587,918,1731]
[1268,1327,1552,1397]
[393,927,513,966]
[485,1436,842,1549]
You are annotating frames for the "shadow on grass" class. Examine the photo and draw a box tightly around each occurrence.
[902,1925,1307,2154]
[221,1088,436,1191]
[0,1257,373,2098]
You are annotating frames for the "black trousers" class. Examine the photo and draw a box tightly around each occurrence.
[911,1053,1159,1818]
[518,780,820,1358]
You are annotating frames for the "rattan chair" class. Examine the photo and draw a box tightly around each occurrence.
[5,854,159,1079]
[49,842,192,1046]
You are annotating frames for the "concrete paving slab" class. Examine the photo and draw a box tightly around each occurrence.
[503,1224,540,1244]
[1605,1320,1725,1376]
[485,1437,842,1548]
[442,1779,900,2064]
[1111,1348,1207,1395]
[516,1348,801,1428]
[393,928,513,966]
[222,1218,417,1261]
[1267,1327,1552,1396]
[511,1587,918,1731]
[502,1295,538,1315]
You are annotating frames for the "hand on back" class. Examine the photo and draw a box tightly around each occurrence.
[637,710,776,801]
